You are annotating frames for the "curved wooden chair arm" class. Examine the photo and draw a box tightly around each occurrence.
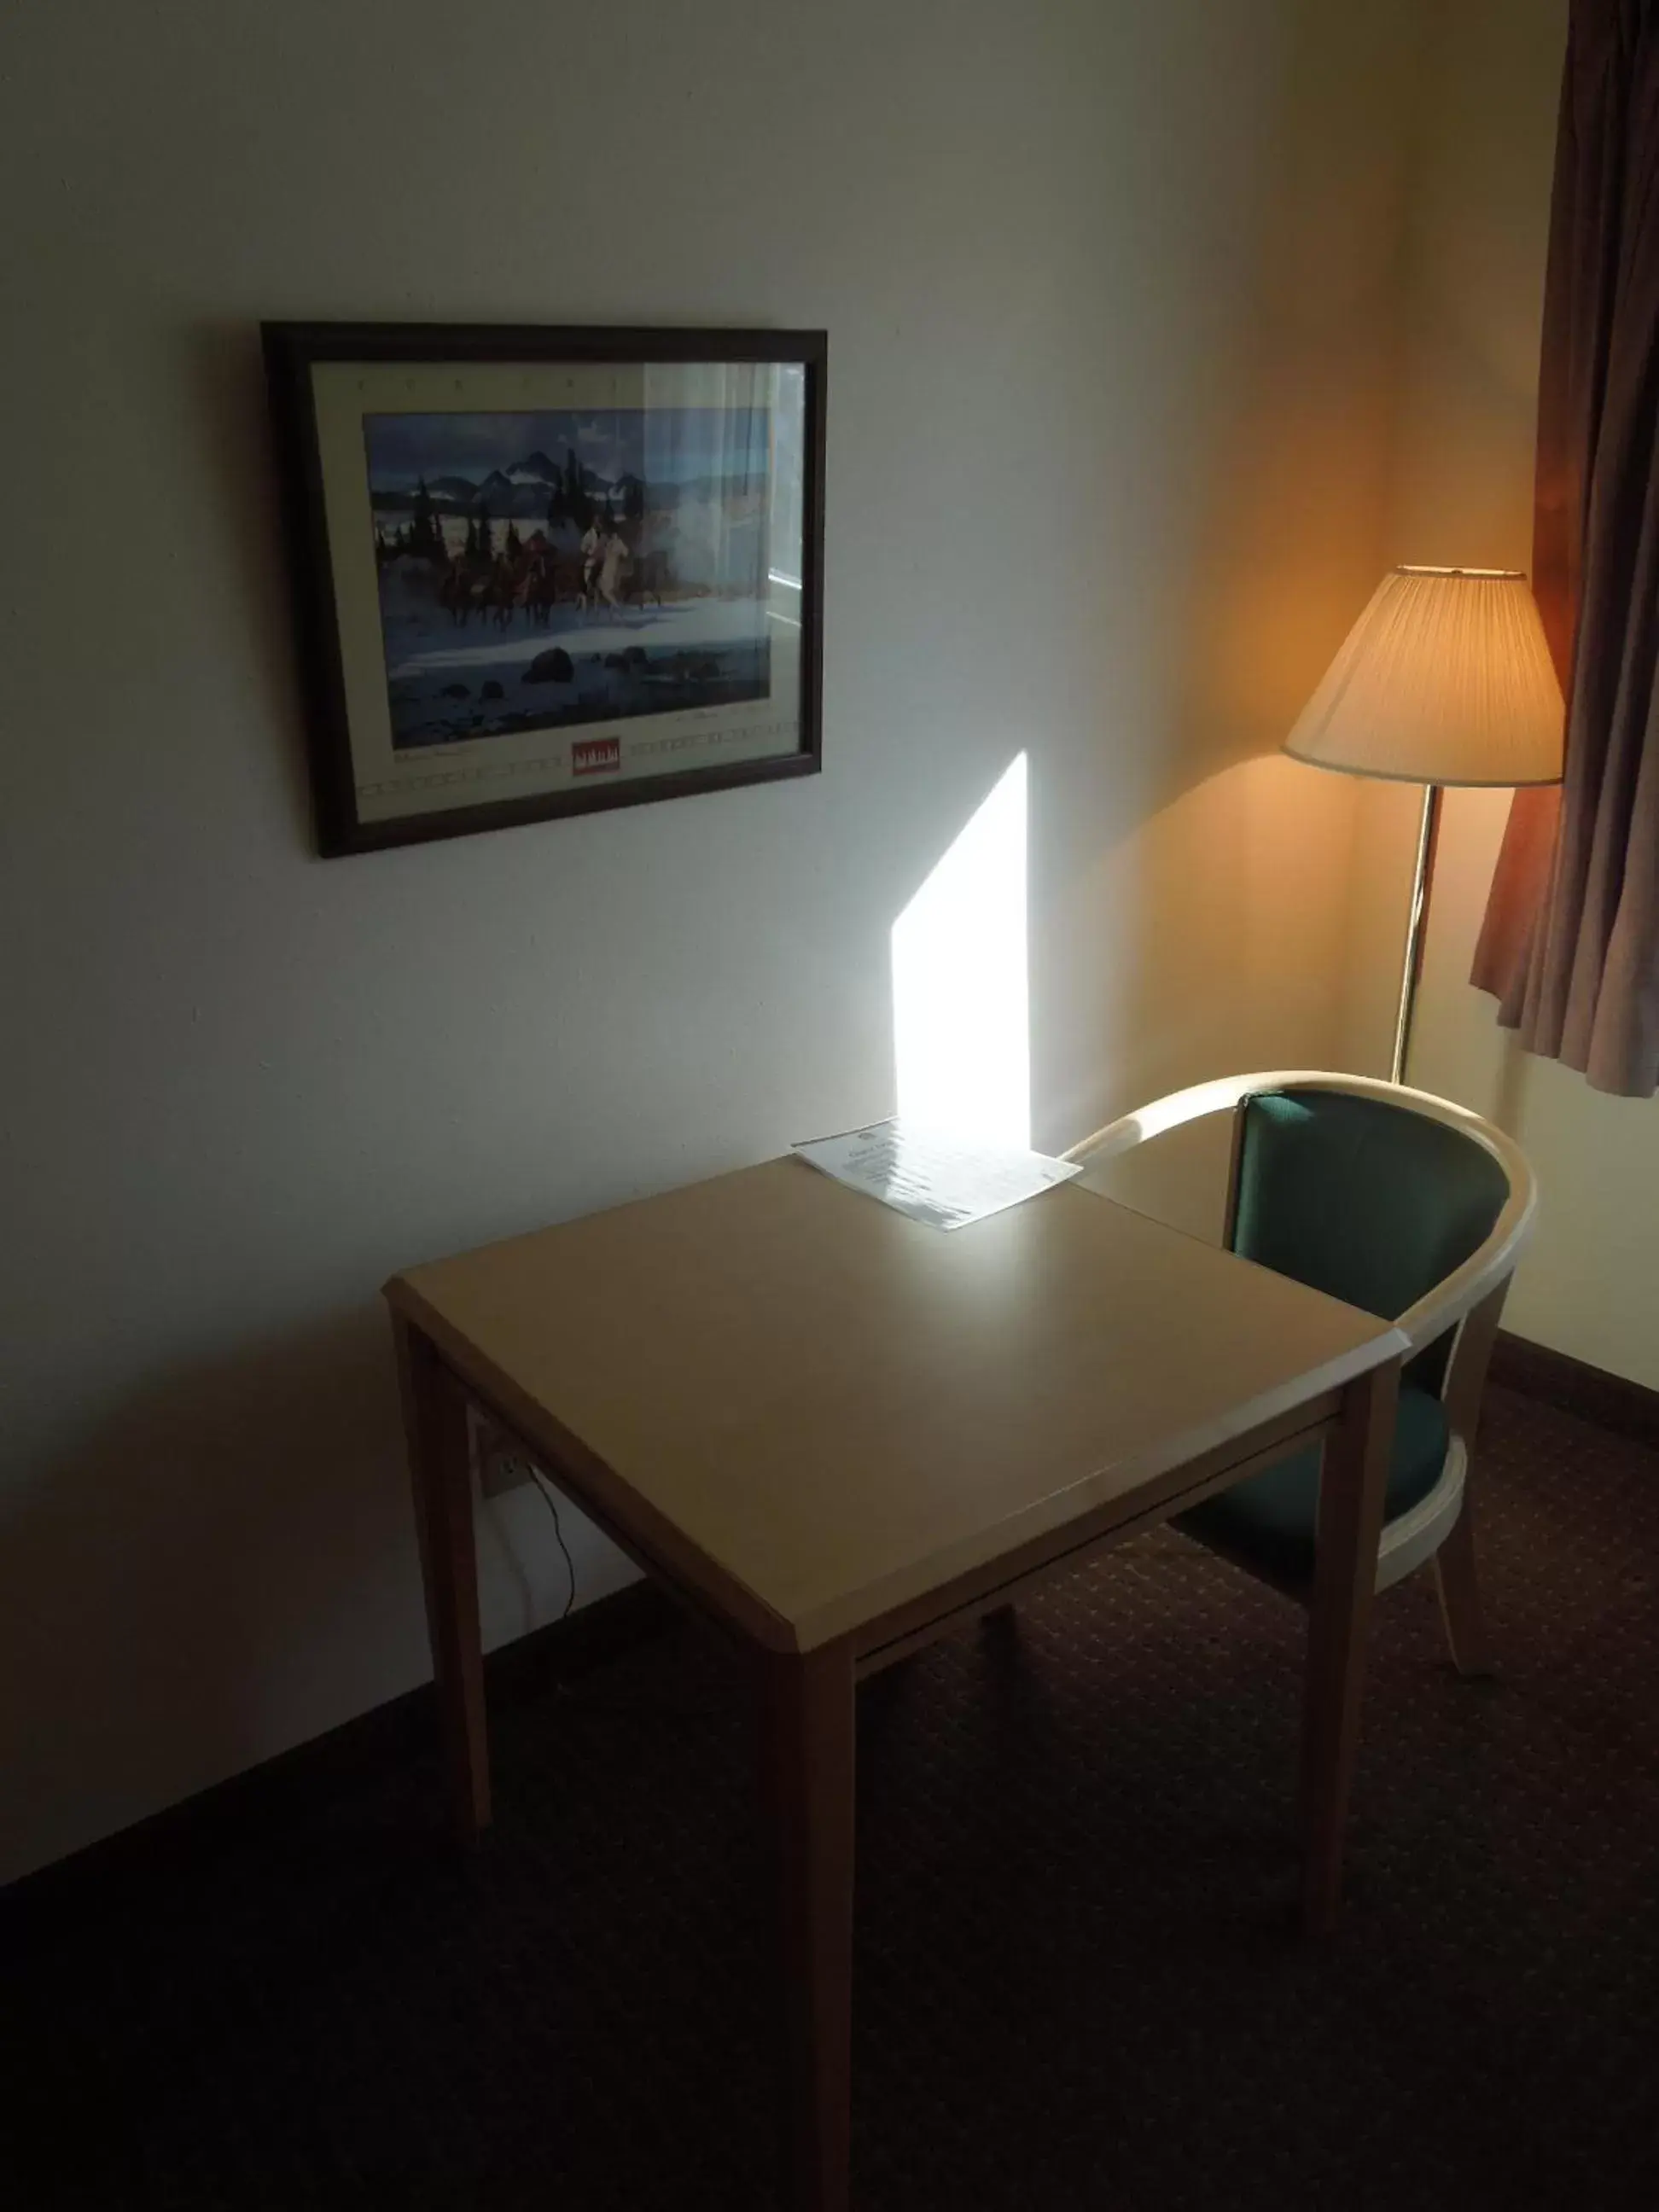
[1064,1069,1538,1359]
[1062,1071,1278,1169]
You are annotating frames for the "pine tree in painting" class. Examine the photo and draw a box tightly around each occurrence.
[409,476,443,560]
[564,449,591,530]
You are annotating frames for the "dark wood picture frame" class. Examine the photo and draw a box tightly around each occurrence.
[263,321,827,857]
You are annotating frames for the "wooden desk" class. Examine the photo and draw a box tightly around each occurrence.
[387,1158,1405,2212]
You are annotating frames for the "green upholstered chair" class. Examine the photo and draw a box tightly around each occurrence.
[1062,1073,1538,1671]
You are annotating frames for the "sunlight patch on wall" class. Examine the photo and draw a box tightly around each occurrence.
[890,754,1030,1146]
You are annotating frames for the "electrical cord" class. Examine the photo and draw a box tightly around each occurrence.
[527,1464,577,1620]
[523,1457,707,1715]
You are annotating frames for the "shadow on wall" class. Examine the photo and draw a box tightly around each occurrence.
[187,318,317,849]
[0,1305,426,1882]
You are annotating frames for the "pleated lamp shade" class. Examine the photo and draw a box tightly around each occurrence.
[1284,567,1565,787]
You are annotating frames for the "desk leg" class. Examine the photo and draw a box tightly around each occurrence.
[393,1314,490,1846]
[1300,1355,1399,1935]
[762,1640,857,2212]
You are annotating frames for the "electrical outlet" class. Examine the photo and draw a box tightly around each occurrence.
[480,1443,534,1499]
[473,1412,536,1499]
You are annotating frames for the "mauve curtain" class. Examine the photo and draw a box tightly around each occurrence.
[1471,0,1659,1096]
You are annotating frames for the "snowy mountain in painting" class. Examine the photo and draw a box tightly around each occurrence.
[388,453,624,517]
[474,469,520,507]
[505,450,560,486]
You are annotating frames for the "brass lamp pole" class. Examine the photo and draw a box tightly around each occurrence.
[1391,783,1443,1086]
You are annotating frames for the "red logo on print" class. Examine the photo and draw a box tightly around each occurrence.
[571,736,621,776]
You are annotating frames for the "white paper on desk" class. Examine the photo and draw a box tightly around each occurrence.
[791,1117,1082,1231]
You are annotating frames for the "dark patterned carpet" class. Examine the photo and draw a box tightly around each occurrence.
[9,1383,1659,2209]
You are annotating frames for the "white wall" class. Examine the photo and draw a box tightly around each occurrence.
[0,0,1428,1882]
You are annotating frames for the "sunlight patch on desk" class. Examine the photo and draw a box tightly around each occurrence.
[890,753,1030,1147]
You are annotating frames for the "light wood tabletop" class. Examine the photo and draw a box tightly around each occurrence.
[386,1155,1406,2212]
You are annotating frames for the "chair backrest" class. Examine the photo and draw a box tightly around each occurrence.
[1227,1086,1511,1394]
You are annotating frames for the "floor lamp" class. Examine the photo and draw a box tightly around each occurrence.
[1283,566,1565,1085]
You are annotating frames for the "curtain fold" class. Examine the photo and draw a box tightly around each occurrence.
[1471,0,1659,1096]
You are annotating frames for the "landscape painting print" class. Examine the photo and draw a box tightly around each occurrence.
[262,324,825,855]
[366,405,772,748]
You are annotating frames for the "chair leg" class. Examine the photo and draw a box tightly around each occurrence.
[1434,1505,1494,1678]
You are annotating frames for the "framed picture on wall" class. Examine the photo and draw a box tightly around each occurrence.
[263,322,827,856]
